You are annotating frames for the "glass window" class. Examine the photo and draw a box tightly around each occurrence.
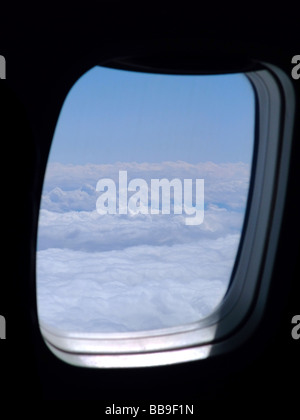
[36,66,254,334]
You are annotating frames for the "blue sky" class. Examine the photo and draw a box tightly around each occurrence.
[49,66,255,165]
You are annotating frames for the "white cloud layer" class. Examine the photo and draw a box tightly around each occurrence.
[36,161,250,333]
[37,234,239,333]
[41,161,250,212]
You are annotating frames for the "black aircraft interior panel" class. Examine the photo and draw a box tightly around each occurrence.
[0,6,299,403]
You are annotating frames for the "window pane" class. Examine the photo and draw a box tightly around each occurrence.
[37,66,254,333]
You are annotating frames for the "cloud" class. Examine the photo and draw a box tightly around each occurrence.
[37,207,244,252]
[37,234,239,333]
[36,161,250,333]
[41,161,250,212]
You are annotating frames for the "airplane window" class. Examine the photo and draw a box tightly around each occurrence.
[36,66,255,335]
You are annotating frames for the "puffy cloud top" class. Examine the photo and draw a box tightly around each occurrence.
[37,161,250,333]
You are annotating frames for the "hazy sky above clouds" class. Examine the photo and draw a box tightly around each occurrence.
[49,66,254,165]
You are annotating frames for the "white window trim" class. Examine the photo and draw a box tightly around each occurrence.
[38,63,295,368]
